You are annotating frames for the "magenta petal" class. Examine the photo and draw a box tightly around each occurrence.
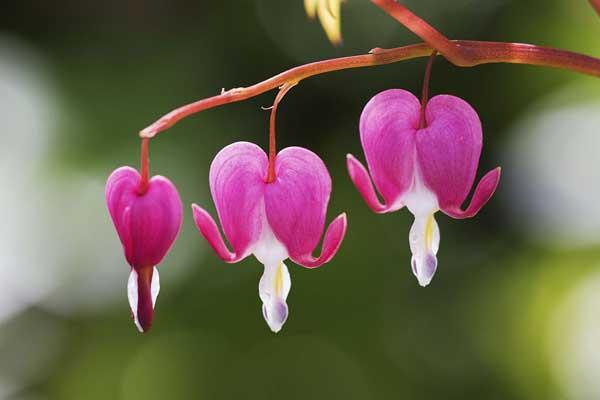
[358,89,419,209]
[416,94,486,214]
[106,166,182,268]
[264,147,345,268]
[442,167,501,219]
[203,141,267,260]
[293,213,347,268]
[346,154,393,213]
[192,204,244,262]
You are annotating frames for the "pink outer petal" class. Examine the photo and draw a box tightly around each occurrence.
[106,167,137,260]
[264,147,346,268]
[203,141,268,261]
[416,94,487,216]
[191,204,245,262]
[105,166,182,268]
[442,167,501,219]
[346,154,394,213]
[292,213,347,268]
[358,89,419,209]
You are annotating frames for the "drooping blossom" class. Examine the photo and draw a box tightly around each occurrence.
[106,166,182,332]
[347,89,500,286]
[304,0,343,45]
[192,142,347,333]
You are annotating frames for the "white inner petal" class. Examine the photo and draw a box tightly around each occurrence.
[250,214,292,333]
[259,261,291,333]
[404,167,439,217]
[252,221,289,267]
[404,167,441,287]
[409,212,440,287]
[127,267,160,333]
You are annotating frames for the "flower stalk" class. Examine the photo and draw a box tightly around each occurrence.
[139,138,150,194]
[267,82,297,183]
[419,51,437,129]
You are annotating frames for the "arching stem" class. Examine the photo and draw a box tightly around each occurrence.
[266,82,298,183]
[419,51,437,129]
[139,3,600,139]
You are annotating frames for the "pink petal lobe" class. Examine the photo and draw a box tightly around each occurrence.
[442,167,501,219]
[192,204,244,262]
[203,141,268,260]
[346,154,393,213]
[106,166,182,268]
[358,89,419,209]
[264,147,345,268]
[416,94,485,215]
[292,213,347,268]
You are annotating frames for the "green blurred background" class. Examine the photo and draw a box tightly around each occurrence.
[1,1,600,399]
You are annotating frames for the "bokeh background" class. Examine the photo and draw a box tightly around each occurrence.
[1,0,600,399]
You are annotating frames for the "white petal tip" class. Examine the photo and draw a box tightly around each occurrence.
[262,302,288,334]
[134,321,144,333]
[417,278,432,288]
[270,326,282,334]
[411,255,437,288]
[417,279,429,288]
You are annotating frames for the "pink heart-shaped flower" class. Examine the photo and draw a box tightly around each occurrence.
[106,166,182,332]
[192,141,347,332]
[347,89,500,286]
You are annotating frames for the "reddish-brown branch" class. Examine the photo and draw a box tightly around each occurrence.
[372,0,600,73]
[419,51,437,129]
[590,0,600,16]
[266,82,297,183]
[371,0,472,66]
[139,5,600,139]
[139,43,431,138]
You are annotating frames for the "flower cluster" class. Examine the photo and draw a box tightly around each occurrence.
[106,84,499,333]
[99,0,600,335]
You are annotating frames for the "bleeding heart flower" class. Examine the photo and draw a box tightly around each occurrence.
[106,166,182,332]
[347,89,500,287]
[192,142,347,333]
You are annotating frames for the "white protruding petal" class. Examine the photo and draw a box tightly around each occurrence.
[409,213,440,287]
[252,220,291,333]
[127,267,160,333]
[405,175,440,287]
[151,267,160,307]
[259,261,291,333]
